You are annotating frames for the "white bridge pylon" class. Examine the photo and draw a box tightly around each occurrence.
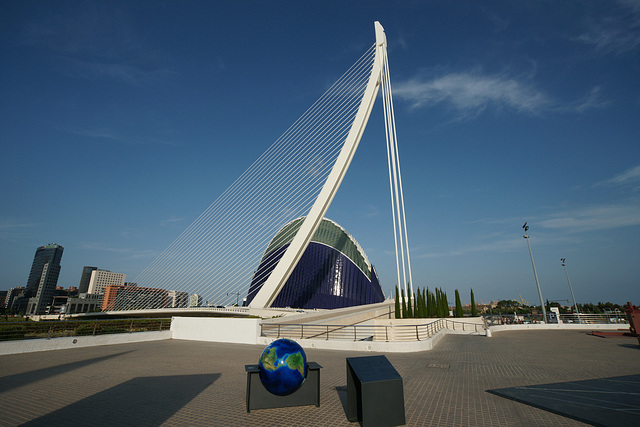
[251,22,386,307]
[130,22,412,311]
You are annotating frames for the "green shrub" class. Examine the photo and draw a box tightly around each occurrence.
[0,324,27,341]
[75,324,99,336]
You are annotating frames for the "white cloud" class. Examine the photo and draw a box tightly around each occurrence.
[21,4,173,85]
[415,235,524,259]
[594,165,640,188]
[393,71,606,119]
[0,219,39,241]
[393,72,550,119]
[576,0,640,55]
[414,199,640,259]
[82,243,157,259]
[562,86,609,113]
[160,217,185,226]
[62,125,179,147]
[540,203,640,231]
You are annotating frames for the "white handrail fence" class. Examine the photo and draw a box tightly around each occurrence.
[260,318,484,342]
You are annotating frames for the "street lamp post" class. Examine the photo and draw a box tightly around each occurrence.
[227,291,240,306]
[561,258,581,323]
[523,222,547,323]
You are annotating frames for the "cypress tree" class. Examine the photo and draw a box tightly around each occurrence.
[414,292,419,318]
[436,288,448,318]
[430,289,437,317]
[435,288,443,318]
[394,285,401,319]
[401,288,407,319]
[423,288,428,317]
[426,288,432,317]
[470,288,478,317]
[443,289,450,317]
[455,289,463,318]
[406,286,413,318]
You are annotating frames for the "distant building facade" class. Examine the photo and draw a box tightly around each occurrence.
[63,293,102,314]
[20,244,64,315]
[5,287,25,311]
[189,294,202,307]
[87,270,126,295]
[101,285,168,311]
[168,290,189,308]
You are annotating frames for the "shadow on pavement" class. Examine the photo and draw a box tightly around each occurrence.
[335,385,348,417]
[488,374,640,427]
[22,373,220,426]
[618,343,640,350]
[0,351,133,393]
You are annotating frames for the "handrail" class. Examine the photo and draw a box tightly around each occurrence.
[483,313,628,326]
[260,317,485,342]
[0,318,171,342]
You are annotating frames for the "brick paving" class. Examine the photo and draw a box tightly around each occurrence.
[0,330,639,426]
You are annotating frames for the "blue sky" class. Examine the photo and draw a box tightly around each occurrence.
[2,1,639,305]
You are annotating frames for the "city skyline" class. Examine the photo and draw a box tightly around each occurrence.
[1,1,639,305]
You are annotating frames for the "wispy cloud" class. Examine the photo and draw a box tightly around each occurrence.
[393,72,551,119]
[415,198,640,259]
[160,217,185,227]
[594,165,640,188]
[0,219,39,241]
[576,0,640,55]
[82,243,157,259]
[62,125,179,146]
[561,86,609,113]
[415,235,524,259]
[539,203,640,231]
[20,4,173,85]
[66,59,175,85]
[393,71,607,120]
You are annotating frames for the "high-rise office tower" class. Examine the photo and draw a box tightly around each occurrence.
[24,244,64,315]
[78,266,97,294]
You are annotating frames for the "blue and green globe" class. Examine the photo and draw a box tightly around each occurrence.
[258,338,307,396]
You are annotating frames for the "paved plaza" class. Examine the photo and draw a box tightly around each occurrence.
[1,330,638,426]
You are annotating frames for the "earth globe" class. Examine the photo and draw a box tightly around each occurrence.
[258,338,307,396]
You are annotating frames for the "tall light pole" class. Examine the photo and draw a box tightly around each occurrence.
[523,222,547,323]
[561,258,581,323]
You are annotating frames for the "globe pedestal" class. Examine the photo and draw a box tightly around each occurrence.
[245,362,322,412]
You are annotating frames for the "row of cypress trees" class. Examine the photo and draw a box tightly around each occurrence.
[394,285,478,319]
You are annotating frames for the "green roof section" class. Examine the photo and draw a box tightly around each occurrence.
[262,217,372,280]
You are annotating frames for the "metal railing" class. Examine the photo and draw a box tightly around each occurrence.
[260,318,484,342]
[483,313,629,326]
[0,318,171,342]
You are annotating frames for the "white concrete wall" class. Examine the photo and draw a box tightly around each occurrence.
[488,323,626,334]
[171,317,260,344]
[256,328,450,353]
[0,330,172,355]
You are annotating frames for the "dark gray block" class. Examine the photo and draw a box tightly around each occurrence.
[346,355,405,427]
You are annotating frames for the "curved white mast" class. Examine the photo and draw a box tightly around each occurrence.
[382,51,414,301]
[249,22,388,308]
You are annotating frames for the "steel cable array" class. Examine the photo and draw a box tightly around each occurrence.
[123,45,377,310]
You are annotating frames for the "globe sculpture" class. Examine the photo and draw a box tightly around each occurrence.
[258,338,307,396]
